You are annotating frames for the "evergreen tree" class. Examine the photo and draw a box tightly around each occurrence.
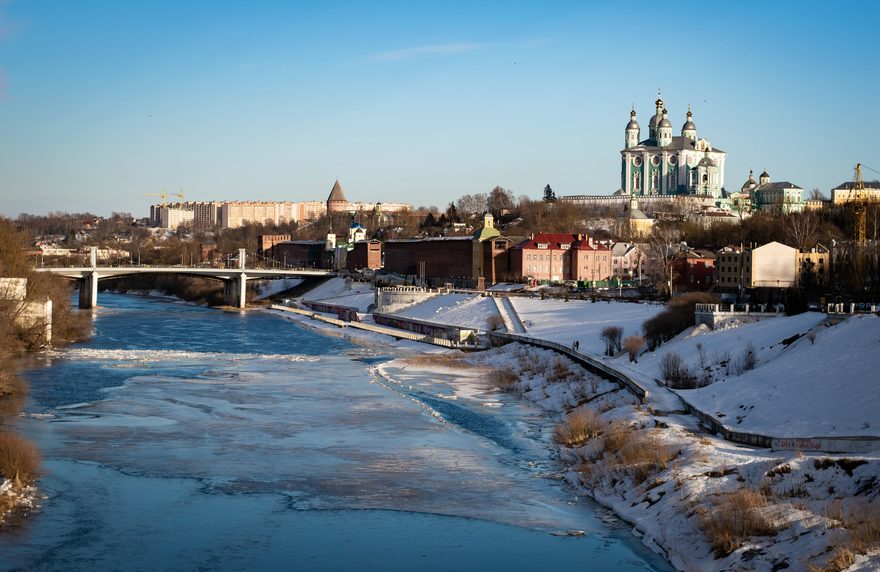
[543,184,556,203]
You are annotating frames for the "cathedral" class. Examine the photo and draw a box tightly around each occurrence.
[621,95,727,202]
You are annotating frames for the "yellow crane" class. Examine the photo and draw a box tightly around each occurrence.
[143,190,185,207]
[852,163,870,247]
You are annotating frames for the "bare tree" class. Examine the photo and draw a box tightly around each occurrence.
[487,186,515,218]
[648,225,682,298]
[456,193,488,217]
[785,211,818,251]
[600,326,623,356]
[809,187,825,201]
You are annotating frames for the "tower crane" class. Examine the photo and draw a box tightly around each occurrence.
[143,190,185,207]
[850,163,880,247]
[853,163,867,247]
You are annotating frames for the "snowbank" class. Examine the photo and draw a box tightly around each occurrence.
[392,293,500,331]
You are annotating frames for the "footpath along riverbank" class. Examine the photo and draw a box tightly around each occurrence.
[266,291,880,572]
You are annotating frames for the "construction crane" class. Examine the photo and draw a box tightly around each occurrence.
[853,163,867,247]
[144,191,168,206]
[143,190,185,207]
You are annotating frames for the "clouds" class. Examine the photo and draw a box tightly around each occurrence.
[371,42,488,61]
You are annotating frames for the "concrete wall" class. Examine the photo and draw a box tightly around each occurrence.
[751,241,797,288]
[374,286,449,313]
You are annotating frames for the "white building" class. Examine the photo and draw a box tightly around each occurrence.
[158,207,195,230]
[621,95,726,203]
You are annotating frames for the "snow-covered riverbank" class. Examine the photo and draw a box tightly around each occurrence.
[275,280,880,571]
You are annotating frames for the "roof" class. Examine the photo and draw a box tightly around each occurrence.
[513,233,609,251]
[327,180,347,202]
[626,135,725,154]
[472,225,501,241]
[385,236,475,243]
[833,181,880,191]
[754,182,803,191]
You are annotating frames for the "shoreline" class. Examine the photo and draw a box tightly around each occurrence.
[262,299,880,572]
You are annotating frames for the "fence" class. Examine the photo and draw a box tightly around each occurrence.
[486,331,647,403]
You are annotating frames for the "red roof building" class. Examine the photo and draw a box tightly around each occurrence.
[510,233,612,283]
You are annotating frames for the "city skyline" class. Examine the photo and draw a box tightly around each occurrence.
[1,0,879,217]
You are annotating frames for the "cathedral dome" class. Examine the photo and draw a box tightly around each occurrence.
[682,120,696,131]
[659,117,672,128]
[760,170,770,179]
[698,156,717,168]
[626,108,639,130]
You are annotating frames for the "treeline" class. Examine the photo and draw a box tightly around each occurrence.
[102,275,226,306]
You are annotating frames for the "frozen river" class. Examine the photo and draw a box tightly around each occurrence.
[3,293,671,571]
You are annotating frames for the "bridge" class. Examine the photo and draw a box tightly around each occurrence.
[36,248,335,309]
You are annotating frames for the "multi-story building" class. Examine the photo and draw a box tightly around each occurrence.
[830,181,880,205]
[740,170,804,214]
[797,244,830,286]
[509,232,611,284]
[157,207,195,230]
[220,201,296,229]
[673,247,716,291]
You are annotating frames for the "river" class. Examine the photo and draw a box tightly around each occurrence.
[2,293,672,571]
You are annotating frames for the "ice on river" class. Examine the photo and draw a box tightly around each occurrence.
[32,345,593,531]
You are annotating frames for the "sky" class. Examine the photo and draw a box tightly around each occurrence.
[1,0,879,218]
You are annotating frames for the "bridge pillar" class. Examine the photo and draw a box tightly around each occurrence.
[224,272,247,308]
[78,270,99,309]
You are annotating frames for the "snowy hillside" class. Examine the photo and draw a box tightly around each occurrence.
[392,293,500,331]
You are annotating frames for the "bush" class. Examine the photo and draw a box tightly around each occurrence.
[490,367,520,389]
[623,335,644,363]
[643,292,718,350]
[0,432,41,486]
[734,342,758,375]
[485,314,505,332]
[699,489,777,556]
[0,372,27,397]
[659,352,692,388]
[546,358,573,383]
[554,408,604,447]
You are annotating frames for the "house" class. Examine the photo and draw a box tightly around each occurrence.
[509,232,611,284]
[673,247,716,291]
[797,244,829,286]
[610,242,644,280]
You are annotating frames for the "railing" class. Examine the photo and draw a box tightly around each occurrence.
[269,305,473,349]
[486,329,879,453]
[695,303,785,314]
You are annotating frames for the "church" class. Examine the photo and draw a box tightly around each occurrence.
[621,95,727,202]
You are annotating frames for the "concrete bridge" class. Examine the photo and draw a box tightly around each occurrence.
[36,248,335,309]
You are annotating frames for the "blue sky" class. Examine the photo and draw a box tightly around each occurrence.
[1,1,878,217]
